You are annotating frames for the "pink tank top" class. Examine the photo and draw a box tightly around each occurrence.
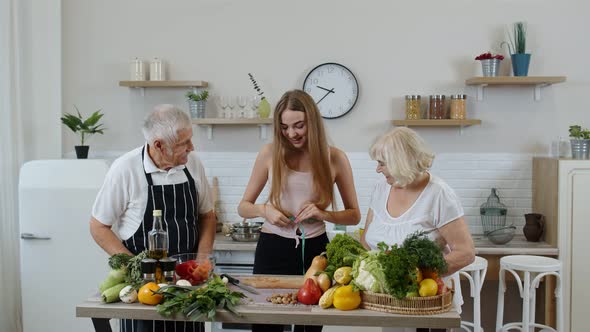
[262,170,327,247]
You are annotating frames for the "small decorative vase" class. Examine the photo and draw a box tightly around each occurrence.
[480,59,501,77]
[570,139,590,159]
[257,98,271,118]
[75,145,89,159]
[511,53,531,76]
[523,213,544,242]
[189,100,206,119]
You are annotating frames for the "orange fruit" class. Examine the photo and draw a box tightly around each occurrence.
[418,278,438,297]
[138,282,163,305]
[422,269,438,280]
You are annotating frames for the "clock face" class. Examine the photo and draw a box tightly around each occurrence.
[302,63,359,119]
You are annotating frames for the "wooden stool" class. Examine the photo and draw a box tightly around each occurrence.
[496,255,562,332]
[460,256,487,332]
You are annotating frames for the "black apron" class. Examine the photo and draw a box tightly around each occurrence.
[121,146,203,332]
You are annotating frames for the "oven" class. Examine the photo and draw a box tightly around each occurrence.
[211,250,292,332]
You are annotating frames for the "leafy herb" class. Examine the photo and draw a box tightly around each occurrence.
[156,276,246,321]
[326,233,367,269]
[108,253,132,270]
[248,73,266,100]
[402,231,448,275]
[125,251,148,289]
[569,125,590,140]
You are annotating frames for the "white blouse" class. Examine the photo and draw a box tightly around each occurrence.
[364,173,465,318]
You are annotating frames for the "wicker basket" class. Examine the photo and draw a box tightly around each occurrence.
[361,290,453,315]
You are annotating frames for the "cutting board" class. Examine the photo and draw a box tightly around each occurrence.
[239,275,305,289]
[212,176,222,233]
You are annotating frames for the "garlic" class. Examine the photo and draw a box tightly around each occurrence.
[119,285,137,304]
[176,279,192,287]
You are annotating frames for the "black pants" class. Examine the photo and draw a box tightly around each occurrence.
[252,232,329,332]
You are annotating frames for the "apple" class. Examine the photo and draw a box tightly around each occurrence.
[436,278,447,295]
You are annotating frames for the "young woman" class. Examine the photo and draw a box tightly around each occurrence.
[361,127,475,332]
[238,90,360,332]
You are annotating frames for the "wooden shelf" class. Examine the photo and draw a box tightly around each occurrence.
[465,76,566,101]
[191,118,272,125]
[191,118,273,140]
[465,76,566,85]
[392,119,481,127]
[119,80,208,88]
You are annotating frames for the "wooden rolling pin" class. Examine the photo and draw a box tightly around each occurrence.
[239,275,305,289]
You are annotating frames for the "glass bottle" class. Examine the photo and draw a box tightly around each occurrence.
[429,95,446,119]
[148,209,168,283]
[405,95,421,120]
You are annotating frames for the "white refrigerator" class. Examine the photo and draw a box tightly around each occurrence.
[19,160,111,332]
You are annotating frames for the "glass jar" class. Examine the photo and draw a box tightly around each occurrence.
[405,95,421,120]
[429,95,446,119]
[450,94,467,119]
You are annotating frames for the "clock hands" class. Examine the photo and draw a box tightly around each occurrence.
[317,85,335,93]
[316,86,335,104]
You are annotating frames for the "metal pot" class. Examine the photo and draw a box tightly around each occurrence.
[226,220,263,242]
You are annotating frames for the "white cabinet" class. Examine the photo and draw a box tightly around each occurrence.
[533,157,590,332]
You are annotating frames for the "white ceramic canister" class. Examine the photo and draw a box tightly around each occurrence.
[130,57,146,81]
[149,57,165,81]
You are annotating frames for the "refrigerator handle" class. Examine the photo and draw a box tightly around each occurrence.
[20,232,51,240]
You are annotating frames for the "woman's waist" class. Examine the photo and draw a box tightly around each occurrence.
[261,221,326,238]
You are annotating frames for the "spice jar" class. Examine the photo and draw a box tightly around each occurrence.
[159,258,177,285]
[429,95,446,119]
[141,258,157,283]
[405,95,421,120]
[450,94,467,120]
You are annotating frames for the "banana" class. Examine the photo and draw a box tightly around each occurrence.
[319,285,341,309]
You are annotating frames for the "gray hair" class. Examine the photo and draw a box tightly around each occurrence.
[370,127,434,187]
[142,104,191,145]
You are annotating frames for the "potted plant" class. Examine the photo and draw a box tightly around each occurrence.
[569,125,590,159]
[186,90,209,119]
[475,52,504,77]
[501,21,530,76]
[248,73,271,118]
[61,106,105,159]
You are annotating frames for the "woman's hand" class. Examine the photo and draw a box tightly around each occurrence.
[295,203,327,223]
[264,205,292,227]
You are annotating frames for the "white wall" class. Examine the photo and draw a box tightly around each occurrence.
[59,0,590,155]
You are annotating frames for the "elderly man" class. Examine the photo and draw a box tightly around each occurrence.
[90,104,215,332]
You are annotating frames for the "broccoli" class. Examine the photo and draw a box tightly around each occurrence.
[326,233,366,268]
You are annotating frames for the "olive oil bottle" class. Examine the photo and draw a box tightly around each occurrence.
[148,209,168,283]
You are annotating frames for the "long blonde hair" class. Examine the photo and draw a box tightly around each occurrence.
[269,90,334,215]
[370,127,434,187]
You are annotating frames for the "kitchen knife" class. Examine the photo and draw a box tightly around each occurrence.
[220,273,260,294]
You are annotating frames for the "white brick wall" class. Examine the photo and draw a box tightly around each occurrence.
[199,152,533,235]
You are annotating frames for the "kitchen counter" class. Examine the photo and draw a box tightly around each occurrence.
[77,284,460,331]
[213,233,558,256]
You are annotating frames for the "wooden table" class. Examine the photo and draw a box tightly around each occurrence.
[77,288,461,331]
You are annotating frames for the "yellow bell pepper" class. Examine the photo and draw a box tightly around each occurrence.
[332,285,361,310]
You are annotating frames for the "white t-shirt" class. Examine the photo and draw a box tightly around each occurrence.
[364,173,465,317]
[92,144,213,240]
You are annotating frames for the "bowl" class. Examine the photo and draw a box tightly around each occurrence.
[486,226,516,245]
[170,253,216,285]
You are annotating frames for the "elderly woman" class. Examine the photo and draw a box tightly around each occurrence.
[361,127,475,332]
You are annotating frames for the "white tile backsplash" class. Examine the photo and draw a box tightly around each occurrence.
[199,152,533,235]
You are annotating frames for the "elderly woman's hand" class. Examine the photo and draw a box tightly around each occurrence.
[294,203,327,223]
[264,205,291,228]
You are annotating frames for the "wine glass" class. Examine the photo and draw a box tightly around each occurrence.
[215,95,229,118]
[237,96,248,119]
[250,95,261,119]
[226,96,236,119]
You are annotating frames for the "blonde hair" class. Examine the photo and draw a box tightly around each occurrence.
[370,127,434,187]
[269,90,334,214]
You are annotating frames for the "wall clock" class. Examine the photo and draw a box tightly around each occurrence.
[302,62,359,119]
